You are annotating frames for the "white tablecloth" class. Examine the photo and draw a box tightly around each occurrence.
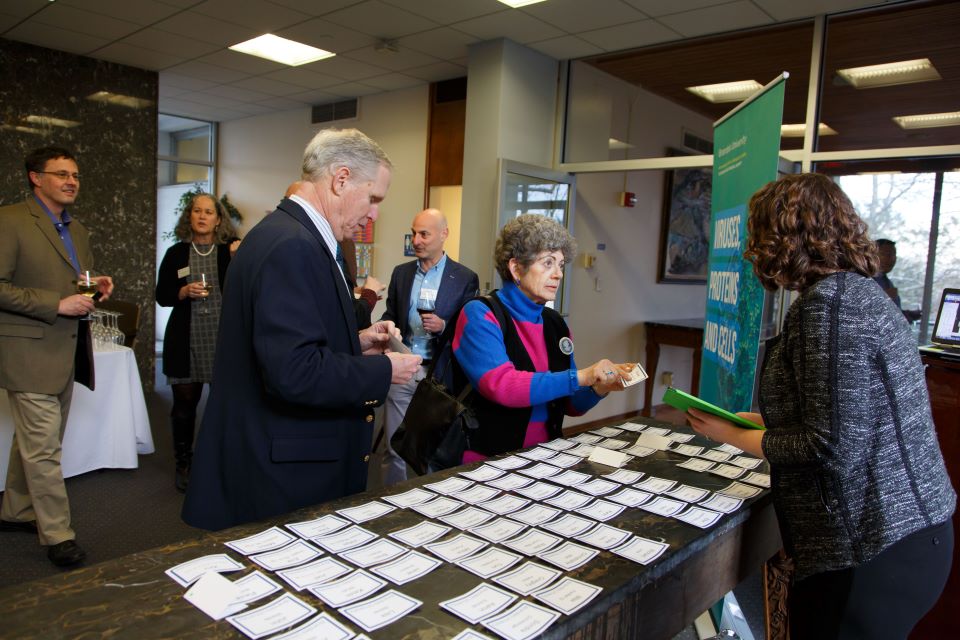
[0,346,155,491]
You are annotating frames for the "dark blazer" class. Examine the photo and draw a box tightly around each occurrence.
[381,256,479,346]
[181,198,392,531]
[155,241,231,378]
[0,197,95,394]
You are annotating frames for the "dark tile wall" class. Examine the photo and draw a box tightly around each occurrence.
[0,38,158,389]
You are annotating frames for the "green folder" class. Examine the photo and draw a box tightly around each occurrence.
[662,387,765,430]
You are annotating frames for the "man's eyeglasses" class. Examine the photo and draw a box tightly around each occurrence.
[37,171,81,181]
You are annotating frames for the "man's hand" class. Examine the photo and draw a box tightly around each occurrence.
[419,312,445,334]
[360,320,401,354]
[386,352,422,384]
[59,294,95,317]
[93,275,114,301]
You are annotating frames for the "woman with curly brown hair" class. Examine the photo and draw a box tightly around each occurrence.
[686,173,954,639]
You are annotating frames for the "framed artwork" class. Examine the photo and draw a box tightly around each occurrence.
[355,243,374,279]
[403,233,415,257]
[657,151,712,283]
[353,220,374,244]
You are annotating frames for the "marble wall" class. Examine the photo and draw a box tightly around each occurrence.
[0,38,158,389]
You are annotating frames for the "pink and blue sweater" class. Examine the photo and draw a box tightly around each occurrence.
[452,283,602,460]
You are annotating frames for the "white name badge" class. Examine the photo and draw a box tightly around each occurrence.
[419,288,438,302]
[177,266,191,279]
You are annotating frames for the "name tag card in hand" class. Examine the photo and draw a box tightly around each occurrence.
[619,363,648,387]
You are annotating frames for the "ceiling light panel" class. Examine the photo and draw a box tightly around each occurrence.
[780,123,837,137]
[229,34,335,66]
[498,0,549,7]
[836,58,941,89]
[686,80,763,103]
[892,111,960,130]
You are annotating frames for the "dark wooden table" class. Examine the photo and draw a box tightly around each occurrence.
[642,319,705,417]
[0,417,781,639]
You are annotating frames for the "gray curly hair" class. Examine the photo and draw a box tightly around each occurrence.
[174,192,237,243]
[302,128,392,183]
[494,214,577,282]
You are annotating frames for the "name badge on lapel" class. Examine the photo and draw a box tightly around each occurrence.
[177,266,191,279]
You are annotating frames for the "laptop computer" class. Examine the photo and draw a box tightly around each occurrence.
[920,288,960,359]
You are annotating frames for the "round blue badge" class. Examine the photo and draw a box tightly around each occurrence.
[559,337,574,355]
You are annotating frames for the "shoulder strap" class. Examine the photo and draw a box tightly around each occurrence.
[427,292,507,381]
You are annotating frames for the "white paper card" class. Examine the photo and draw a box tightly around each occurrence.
[741,471,771,488]
[232,571,283,605]
[672,444,705,457]
[369,550,442,585]
[424,534,488,563]
[338,590,422,633]
[587,446,630,468]
[676,458,716,472]
[269,612,354,640]
[667,432,696,443]
[440,583,517,625]
[640,497,687,517]
[674,506,723,529]
[575,523,632,550]
[716,443,745,454]
[250,539,323,571]
[517,462,562,479]
[551,470,590,485]
[730,455,763,469]
[184,572,246,620]
[599,438,631,450]
[389,521,451,547]
[382,488,435,508]
[579,499,625,522]
[612,536,669,565]
[540,439,575,451]
[276,556,352,591]
[541,514,596,537]
[577,478,620,496]
[717,481,762,499]
[340,538,407,568]
[663,484,710,503]
[539,541,598,571]
[533,576,602,615]
[483,600,560,640]
[592,426,624,437]
[486,474,533,491]
[311,525,377,554]
[308,569,387,608]
[699,450,733,463]
[518,447,558,461]
[493,562,562,596]
[487,455,529,470]
[227,593,316,640]
[514,481,562,501]
[623,445,657,458]
[619,363,648,388]
[635,433,672,450]
[508,504,561,526]
[424,476,475,495]
[473,518,528,543]
[603,469,644,484]
[502,528,563,555]
[441,506,496,529]
[452,631,496,640]
[226,526,298,556]
[708,464,746,479]
[451,484,502,505]
[643,426,671,436]
[478,494,530,515]
[166,554,245,587]
[544,490,593,511]
[567,444,595,457]
[337,501,396,524]
[699,493,745,513]
[607,488,653,508]
[286,515,350,540]
[570,433,602,444]
[548,453,581,468]
[457,547,523,579]
[635,477,677,494]
[460,465,505,482]
[411,496,464,518]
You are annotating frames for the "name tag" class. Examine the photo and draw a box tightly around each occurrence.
[177,266,191,279]
[419,288,438,302]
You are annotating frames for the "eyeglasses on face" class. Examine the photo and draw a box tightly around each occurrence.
[534,255,566,272]
[37,171,81,181]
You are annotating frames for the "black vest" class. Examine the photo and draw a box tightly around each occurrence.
[455,291,572,457]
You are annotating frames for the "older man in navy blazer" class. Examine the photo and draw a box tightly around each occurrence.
[379,208,479,485]
[181,129,421,531]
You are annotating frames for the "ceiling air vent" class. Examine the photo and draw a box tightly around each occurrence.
[312,98,359,124]
[682,130,713,154]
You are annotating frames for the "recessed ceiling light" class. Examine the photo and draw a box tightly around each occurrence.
[780,123,837,137]
[229,34,335,66]
[87,91,154,109]
[608,138,634,150]
[24,115,81,128]
[837,58,940,89]
[892,111,960,129]
[498,0,548,7]
[686,80,763,104]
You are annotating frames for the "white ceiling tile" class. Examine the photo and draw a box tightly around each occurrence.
[227,102,277,116]
[94,42,187,70]
[287,88,343,104]
[158,83,190,98]
[278,18,377,54]
[523,0,648,33]
[381,0,507,24]
[229,75,305,96]
[30,3,141,40]
[4,22,110,55]
[160,72,219,92]
[303,55,387,81]
[404,61,468,82]
[190,0,311,31]
[526,35,605,61]
[397,27,479,60]
[754,0,885,21]
[203,84,274,102]
[324,82,382,98]
[622,0,728,18]
[165,60,251,84]
[160,97,249,120]
[0,1,52,19]
[454,10,564,44]
[578,19,680,52]
[322,0,440,39]
[362,72,424,91]
[263,67,344,89]
[152,10,258,48]
[180,91,245,108]
[658,1,774,37]
[345,46,439,72]
[254,95,309,110]
[118,27,223,59]
[199,50,287,75]
[265,0,358,17]
[57,0,182,26]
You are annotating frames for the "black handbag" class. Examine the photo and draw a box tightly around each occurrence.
[388,294,506,476]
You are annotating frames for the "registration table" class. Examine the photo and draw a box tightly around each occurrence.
[0,417,781,640]
[0,346,154,490]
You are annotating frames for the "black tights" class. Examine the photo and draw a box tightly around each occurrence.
[171,382,204,464]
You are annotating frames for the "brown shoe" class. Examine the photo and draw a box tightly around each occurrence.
[0,519,39,534]
[47,540,86,567]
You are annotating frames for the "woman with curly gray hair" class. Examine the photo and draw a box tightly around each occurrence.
[451,214,632,461]
[155,192,240,492]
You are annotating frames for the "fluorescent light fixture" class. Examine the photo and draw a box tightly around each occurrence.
[229,34,334,66]
[24,115,80,128]
[892,111,960,130]
[498,0,548,7]
[780,123,837,137]
[608,138,634,150]
[686,80,763,103]
[86,91,154,109]
[857,171,902,175]
[837,58,940,89]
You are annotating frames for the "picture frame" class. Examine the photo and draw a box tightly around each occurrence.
[403,233,415,257]
[657,149,712,284]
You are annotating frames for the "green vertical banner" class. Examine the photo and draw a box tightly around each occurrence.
[698,75,786,410]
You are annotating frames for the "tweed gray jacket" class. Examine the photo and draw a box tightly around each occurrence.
[759,272,955,580]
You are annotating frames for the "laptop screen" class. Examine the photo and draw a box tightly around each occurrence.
[931,288,960,349]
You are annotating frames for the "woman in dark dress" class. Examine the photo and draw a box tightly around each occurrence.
[156,193,239,492]
[686,173,954,639]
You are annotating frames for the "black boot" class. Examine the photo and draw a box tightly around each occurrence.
[172,416,194,493]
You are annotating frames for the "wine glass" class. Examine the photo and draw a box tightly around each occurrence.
[416,294,436,333]
[76,271,96,321]
[197,273,213,314]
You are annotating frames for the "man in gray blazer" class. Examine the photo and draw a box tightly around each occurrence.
[379,209,479,486]
[0,147,113,567]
